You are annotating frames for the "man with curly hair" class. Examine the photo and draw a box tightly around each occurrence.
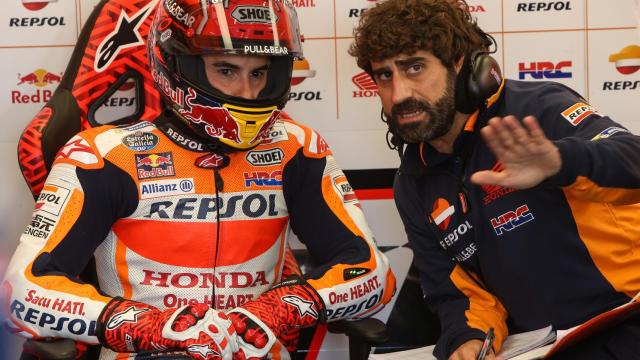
[351,0,640,359]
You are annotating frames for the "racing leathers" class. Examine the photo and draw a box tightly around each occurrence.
[2,112,396,359]
[394,79,640,359]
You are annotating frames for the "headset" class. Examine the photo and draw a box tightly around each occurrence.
[454,33,503,114]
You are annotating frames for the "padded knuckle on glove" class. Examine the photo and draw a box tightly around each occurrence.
[98,298,238,359]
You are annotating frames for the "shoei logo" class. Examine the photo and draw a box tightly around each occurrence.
[21,0,57,11]
[430,198,454,231]
[246,148,285,166]
[231,6,277,24]
[95,0,158,72]
[608,45,640,75]
[352,72,379,98]
[12,69,61,104]
[518,61,572,80]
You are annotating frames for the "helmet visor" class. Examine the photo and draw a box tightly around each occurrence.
[164,0,303,57]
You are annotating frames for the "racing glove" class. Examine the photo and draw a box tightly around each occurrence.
[227,276,326,358]
[97,297,238,360]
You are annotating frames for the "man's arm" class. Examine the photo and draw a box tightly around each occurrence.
[394,174,507,360]
[2,132,133,343]
[471,84,640,204]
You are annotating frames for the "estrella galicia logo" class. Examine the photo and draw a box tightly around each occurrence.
[94,0,158,72]
[122,131,159,151]
[246,148,284,166]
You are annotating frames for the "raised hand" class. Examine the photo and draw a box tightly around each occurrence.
[470,115,561,190]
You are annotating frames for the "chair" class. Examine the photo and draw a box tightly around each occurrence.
[16,1,387,359]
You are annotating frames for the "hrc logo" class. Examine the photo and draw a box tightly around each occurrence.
[244,171,283,187]
[518,61,572,80]
[490,205,534,236]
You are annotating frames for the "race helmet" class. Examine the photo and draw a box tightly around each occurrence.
[148,0,303,149]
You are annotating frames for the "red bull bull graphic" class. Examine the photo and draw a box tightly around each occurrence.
[135,152,176,179]
[179,88,242,144]
[13,69,62,104]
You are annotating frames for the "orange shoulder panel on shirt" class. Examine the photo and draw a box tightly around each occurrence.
[52,126,116,170]
[564,176,640,205]
[449,265,508,352]
[563,192,640,298]
[279,116,332,159]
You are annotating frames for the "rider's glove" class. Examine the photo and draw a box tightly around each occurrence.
[227,276,326,358]
[97,297,238,360]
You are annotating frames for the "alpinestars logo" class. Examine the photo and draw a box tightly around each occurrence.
[282,295,318,319]
[95,0,159,72]
[106,306,150,330]
[187,344,219,358]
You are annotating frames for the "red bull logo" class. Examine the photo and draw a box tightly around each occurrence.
[21,0,57,11]
[135,152,176,179]
[13,68,61,104]
[179,88,242,145]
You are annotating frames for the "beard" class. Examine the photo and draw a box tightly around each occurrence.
[385,68,457,144]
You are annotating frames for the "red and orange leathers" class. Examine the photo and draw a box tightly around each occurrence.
[3,113,395,358]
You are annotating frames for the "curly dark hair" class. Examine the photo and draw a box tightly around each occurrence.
[349,0,490,73]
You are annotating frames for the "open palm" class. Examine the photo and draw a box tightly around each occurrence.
[470,115,561,190]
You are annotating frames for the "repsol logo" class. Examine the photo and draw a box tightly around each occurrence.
[101,97,135,107]
[9,17,67,27]
[246,148,284,166]
[231,6,276,24]
[440,220,473,250]
[288,91,323,101]
[145,194,280,219]
[516,1,572,11]
[602,81,640,91]
[326,289,383,320]
[10,300,96,337]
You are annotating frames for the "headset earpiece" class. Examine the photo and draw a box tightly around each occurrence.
[454,51,502,114]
